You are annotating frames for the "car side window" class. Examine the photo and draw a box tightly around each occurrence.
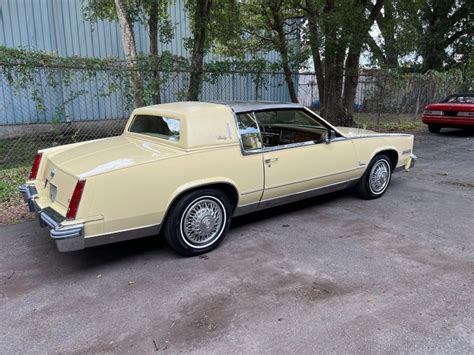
[236,113,263,151]
[253,109,327,148]
[129,115,180,141]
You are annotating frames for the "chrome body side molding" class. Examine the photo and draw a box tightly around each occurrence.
[393,154,417,173]
[19,183,161,252]
[85,224,161,248]
[233,178,358,217]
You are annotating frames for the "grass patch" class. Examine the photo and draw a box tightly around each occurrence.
[353,113,423,132]
[0,166,29,203]
[0,165,33,225]
[0,136,47,169]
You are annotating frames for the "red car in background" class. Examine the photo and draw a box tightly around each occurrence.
[422,92,474,133]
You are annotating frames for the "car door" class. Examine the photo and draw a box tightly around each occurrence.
[255,109,360,208]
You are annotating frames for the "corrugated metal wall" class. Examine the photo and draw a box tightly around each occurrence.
[0,0,246,60]
[0,0,290,125]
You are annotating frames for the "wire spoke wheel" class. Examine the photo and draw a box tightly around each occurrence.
[180,196,226,249]
[369,159,390,195]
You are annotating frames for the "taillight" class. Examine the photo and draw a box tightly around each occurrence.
[423,110,443,116]
[66,180,86,220]
[29,152,43,179]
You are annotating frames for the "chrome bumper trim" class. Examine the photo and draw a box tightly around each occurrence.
[19,183,160,252]
[38,208,85,251]
[20,183,85,251]
[409,154,417,169]
[393,153,417,173]
[19,184,38,212]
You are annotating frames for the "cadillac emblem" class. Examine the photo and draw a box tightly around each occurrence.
[50,168,56,180]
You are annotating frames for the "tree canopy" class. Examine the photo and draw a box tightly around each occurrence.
[81,0,472,122]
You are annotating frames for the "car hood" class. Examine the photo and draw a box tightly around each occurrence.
[335,127,378,137]
[46,135,182,178]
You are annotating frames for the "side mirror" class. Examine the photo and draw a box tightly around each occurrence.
[325,129,335,144]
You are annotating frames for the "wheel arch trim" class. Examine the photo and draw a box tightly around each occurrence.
[366,147,399,172]
[162,178,240,226]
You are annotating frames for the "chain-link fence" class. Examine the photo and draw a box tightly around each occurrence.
[298,70,470,128]
[0,64,469,168]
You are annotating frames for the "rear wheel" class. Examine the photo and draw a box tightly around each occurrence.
[428,124,442,133]
[355,154,392,199]
[163,189,232,256]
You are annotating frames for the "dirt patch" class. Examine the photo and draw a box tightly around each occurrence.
[0,200,34,225]
[439,181,474,189]
[296,280,340,301]
[162,293,236,350]
[159,267,349,351]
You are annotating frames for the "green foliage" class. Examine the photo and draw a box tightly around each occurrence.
[235,0,307,68]
[82,0,174,43]
[417,0,472,72]
[0,166,29,203]
[0,45,283,119]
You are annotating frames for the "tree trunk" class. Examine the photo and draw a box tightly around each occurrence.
[271,7,298,103]
[148,0,161,104]
[320,0,345,124]
[304,0,325,102]
[322,50,345,125]
[114,0,144,108]
[340,0,384,126]
[187,0,212,101]
[341,47,361,127]
[376,0,398,68]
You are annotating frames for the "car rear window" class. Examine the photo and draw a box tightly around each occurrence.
[129,115,180,141]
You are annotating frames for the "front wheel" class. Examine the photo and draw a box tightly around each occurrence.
[355,154,392,199]
[428,124,442,133]
[163,189,232,256]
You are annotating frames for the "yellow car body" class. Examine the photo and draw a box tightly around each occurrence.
[20,101,416,253]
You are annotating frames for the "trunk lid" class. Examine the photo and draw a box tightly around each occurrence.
[37,135,181,208]
[425,103,474,112]
[425,103,474,117]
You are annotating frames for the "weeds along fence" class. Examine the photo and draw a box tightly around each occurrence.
[298,70,470,124]
[0,63,469,168]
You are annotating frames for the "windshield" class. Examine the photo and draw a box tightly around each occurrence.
[129,115,180,141]
[443,94,474,104]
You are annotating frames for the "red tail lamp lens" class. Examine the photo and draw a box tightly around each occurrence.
[29,153,43,179]
[66,180,86,220]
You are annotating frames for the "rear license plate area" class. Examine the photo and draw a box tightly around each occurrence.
[49,183,57,202]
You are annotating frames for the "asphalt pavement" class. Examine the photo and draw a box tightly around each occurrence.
[1,128,473,353]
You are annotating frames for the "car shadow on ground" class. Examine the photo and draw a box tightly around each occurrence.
[230,189,349,228]
[433,128,474,137]
[52,189,354,269]
[53,172,413,270]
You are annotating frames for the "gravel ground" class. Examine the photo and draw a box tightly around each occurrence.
[1,128,473,354]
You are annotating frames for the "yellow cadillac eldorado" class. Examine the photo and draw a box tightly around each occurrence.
[20,101,416,256]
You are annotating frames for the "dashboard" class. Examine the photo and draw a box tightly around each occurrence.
[260,125,325,147]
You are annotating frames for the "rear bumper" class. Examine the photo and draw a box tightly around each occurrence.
[20,183,85,252]
[19,184,38,212]
[422,115,474,127]
[19,183,161,252]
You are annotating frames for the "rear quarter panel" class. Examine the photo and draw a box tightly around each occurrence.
[89,145,264,235]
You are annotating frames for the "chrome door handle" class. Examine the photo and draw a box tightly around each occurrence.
[264,157,278,164]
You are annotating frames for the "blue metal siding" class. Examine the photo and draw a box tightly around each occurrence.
[0,0,252,60]
[0,0,288,125]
